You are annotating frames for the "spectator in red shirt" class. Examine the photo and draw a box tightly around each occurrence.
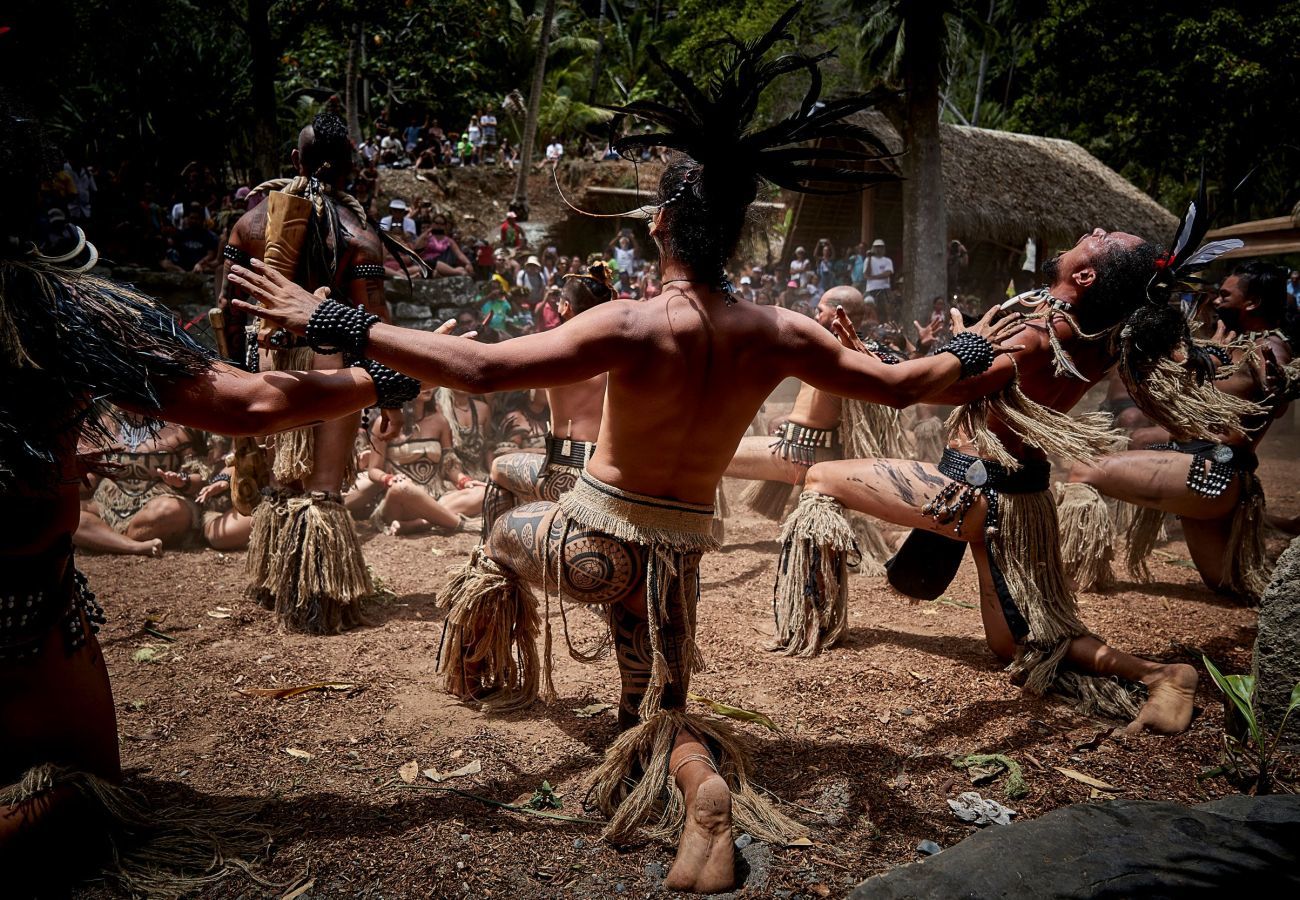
[500,210,525,250]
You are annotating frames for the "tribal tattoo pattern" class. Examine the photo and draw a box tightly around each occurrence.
[482,452,583,534]
[610,601,653,730]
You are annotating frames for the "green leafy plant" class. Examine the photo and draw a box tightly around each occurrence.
[1203,655,1300,794]
[523,780,562,810]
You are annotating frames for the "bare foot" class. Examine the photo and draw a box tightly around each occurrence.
[385,519,402,537]
[665,754,734,893]
[1128,663,1198,734]
[131,538,164,558]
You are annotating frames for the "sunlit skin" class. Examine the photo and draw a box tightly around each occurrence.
[1069,271,1291,596]
[806,229,1200,736]
[228,207,1024,893]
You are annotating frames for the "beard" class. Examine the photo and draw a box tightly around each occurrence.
[1041,253,1061,285]
[1216,306,1243,331]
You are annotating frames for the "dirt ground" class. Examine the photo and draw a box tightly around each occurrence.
[76,432,1299,899]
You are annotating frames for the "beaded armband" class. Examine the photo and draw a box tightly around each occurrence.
[351,358,420,410]
[942,331,995,379]
[348,264,386,281]
[305,299,379,357]
[222,244,252,266]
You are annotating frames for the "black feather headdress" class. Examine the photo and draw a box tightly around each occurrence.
[1146,163,1243,307]
[603,3,900,200]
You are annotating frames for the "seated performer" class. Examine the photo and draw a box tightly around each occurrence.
[0,100,411,889]
[481,263,614,533]
[438,386,492,482]
[370,387,486,535]
[1064,260,1293,602]
[74,418,207,556]
[781,196,1263,735]
[220,112,411,633]
[721,284,909,569]
[492,389,552,457]
[230,10,1024,891]
[196,436,254,551]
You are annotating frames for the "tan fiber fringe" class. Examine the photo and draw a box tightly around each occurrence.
[267,495,370,633]
[712,482,729,546]
[991,491,1141,721]
[740,478,797,521]
[1120,351,1266,443]
[560,476,717,715]
[841,398,913,460]
[1055,482,1117,592]
[245,491,290,609]
[912,416,947,463]
[771,491,859,657]
[1123,505,1168,583]
[1223,473,1269,603]
[847,511,890,577]
[266,345,320,484]
[2,764,272,899]
[437,546,542,712]
[585,709,806,847]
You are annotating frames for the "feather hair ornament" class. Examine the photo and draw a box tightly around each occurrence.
[601,2,902,201]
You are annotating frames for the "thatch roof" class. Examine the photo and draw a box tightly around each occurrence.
[844,114,1177,247]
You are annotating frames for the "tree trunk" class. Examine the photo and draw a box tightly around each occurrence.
[513,0,557,219]
[900,2,949,325]
[588,0,607,104]
[246,0,280,181]
[345,22,363,147]
[969,0,994,126]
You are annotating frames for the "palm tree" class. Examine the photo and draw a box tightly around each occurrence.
[512,0,558,220]
[850,0,986,323]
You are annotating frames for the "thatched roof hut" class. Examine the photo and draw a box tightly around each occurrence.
[783,117,1178,300]
[935,125,1176,247]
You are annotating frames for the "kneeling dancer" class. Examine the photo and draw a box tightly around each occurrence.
[0,102,393,890]
[779,212,1257,733]
[230,10,1024,890]
[481,262,614,533]
[1065,260,1291,602]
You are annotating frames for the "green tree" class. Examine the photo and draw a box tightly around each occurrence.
[1009,0,1300,220]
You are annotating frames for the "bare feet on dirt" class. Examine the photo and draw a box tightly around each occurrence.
[1128,663,1198,734]
[132,538,164,558]
[666,740,734,894]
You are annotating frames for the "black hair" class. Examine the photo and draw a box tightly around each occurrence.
[655,155,757,285]
[1077,238,1159,335]
[1231,260,1287,325]
[563,263,616,313]
[301,112,353,183]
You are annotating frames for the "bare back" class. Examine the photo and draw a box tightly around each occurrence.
[547,374,607,442]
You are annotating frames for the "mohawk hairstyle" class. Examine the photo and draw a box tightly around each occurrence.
[603,3,899,285]
[301,112,353,183]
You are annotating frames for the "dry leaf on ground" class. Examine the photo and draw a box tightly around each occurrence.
[206,610,232,619]
[398,760,420,783]
[1055,766,1119,792]
[573,702,614,718]
[423,760,482,782]
[285,748,314,761]
[240,682,359,700]
[688,693,780,733]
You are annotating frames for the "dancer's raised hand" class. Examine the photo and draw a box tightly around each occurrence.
[829,306,867,353]
[953,305,1025,356]
[228,259,326,334]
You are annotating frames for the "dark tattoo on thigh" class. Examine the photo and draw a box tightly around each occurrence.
[481,479,517,534]
[488,502,555,583]
[910,462,947,487]
[875,461,916,505]
[610,602,652,729]
[550,516,646,606]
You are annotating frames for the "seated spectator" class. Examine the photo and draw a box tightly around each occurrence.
[805,271,824,304]
[194,435,252,551]
[498,139,518,170]
[541,247,560,285]
[480,281,514,328]
[380,198,417,238]
[472,236,496,281]
[160,203,218,272]
[737,275,756,302]
[539,136,564,170]
[416,147,438,170]
[416,212,471,277]
[494,389,550,456]
[75,419,208,556]
[380,129,404,166]
[516,254,546,304]
[404,118,422,154]
[535,284,563,332]
[369,388,485,535]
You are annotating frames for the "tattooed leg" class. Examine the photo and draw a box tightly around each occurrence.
[483,453,545,534]
[806,458,990,543]
[609,601,653,730]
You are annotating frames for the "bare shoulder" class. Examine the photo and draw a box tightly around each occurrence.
[230,204,267,248]
[345,218,384,264]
